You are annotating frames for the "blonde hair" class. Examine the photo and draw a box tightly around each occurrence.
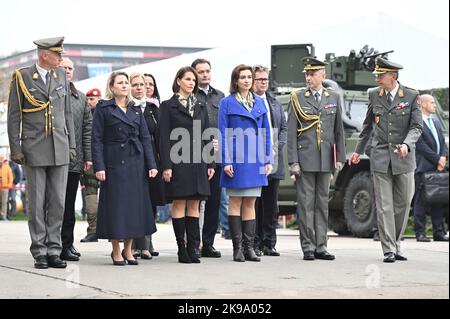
[104,71,136,105]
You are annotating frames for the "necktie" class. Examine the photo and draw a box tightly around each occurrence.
[314,92,320,103]
[387,92,392,105]
[427,117,440,154]
[45,71,51,93]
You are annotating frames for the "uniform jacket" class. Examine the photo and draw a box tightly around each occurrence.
[287,87,345,172]
[266,91,287,180]
[68,83,92,173]
[159,94,213,198]
[7,65,76,166]
[195,85,225,129]
[219,93,272,189]
[355,83,423,175]
[415,117,448,173]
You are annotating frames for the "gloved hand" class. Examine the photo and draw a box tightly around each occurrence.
[11,153,25,165]
[70,148,77,161]
[289,162,301,177]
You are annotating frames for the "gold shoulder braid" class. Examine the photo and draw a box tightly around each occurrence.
[13,69,52,137]
[290,90,321,149]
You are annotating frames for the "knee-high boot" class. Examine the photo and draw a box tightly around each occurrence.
[242,219,261,262]
[228,216,245,262]
[172,217,191,263]
[185,216,201,263]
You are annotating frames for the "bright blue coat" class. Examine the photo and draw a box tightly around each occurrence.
[218,93,272,189]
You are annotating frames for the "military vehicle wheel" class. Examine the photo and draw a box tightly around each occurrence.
[343,172,377,238]
[328,210,351,235]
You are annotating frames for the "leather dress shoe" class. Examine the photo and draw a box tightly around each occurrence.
[111,252,126,266]
[140,251,152,260]
[47,255,67,268]
[149,247,159,257]
[383,252,396,263]
[416,234,431,242]
[314,251,335,260]
[122,250,138,265]
[60,249,80,261]
[70,246,81,257]
[433,235,449,242]
[201,245,222,258]
[395,254,408,261]
[303,251,315,261]
[254,247,262,257]
[263,246,280,256]
[80,233,98,243]
[34,255,48,269]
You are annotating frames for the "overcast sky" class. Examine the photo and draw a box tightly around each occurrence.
[0,0,448,57]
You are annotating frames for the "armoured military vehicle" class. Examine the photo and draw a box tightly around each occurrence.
[272,44,449,237]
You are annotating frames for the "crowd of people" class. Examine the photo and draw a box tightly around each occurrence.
[3,36,448,269]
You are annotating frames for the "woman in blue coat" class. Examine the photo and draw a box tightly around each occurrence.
[218,64,273,262]
[92,72,158,266]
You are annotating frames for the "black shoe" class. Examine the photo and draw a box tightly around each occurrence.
[110,252,126,266]
[314,251,335,260]
[383,252,396,263]
[373,231,380,241]
[34,255,48,269]
[416,234,431,242]
[303,251,315,261]
[395,254,408,261]
[201,245,222,258]
[140,251,153,260]
[149,247,159,257]
[263,246,280,256]
[254,247,262,257]
[433,235,449,242]
[47,255,67,268]
[122,250,139,265]
[69,246,81,257]
[60,249,80,261]
[80,233,98,243]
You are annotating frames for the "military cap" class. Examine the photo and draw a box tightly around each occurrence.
[86,88,102,97]
[33,36,65,53]
[302,57,328,72]
[373,57,403,74]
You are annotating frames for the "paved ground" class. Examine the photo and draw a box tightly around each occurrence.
[0,221,448,299]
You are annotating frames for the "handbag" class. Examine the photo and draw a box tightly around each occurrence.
[421,171,449,204]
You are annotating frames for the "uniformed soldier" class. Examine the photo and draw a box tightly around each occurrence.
[7,36,76,269]
[349,57,423,263]
[287,57,345,261]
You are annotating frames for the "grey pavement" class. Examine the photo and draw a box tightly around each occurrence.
[0,221,448,299]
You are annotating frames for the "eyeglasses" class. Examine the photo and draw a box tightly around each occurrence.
[254,78,269,82]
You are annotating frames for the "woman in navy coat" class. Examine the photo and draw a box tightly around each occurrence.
[92,71,158,266]
[159,66,215,264]
[218,64,273,262]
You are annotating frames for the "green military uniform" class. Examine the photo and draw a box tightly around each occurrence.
[81,167,98,236]
[355,58,422,258]
[287,57,345,256]
[7,37,76,259]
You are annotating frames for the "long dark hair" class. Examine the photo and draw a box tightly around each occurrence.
[171,66,199,94]
[143,73,161,102]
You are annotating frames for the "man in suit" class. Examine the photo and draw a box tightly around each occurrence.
[413,94,448,242]
[253,64,287,257]
[349,58,423,263]
[287,57,345,261]
[192,58,225,258]
[7,37,76,269]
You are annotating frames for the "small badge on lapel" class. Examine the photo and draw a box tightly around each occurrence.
[32,72,39,80]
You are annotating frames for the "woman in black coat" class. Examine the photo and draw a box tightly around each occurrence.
[91,71,158,266]
[129,72,166,259]
[159,66,215,264]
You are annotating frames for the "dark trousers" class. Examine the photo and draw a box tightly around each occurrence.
[255,179,280,249]
[202,165,221,247]
[61,172,80,250]
[413,173,445,237]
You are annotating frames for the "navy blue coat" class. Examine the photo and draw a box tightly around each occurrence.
[415,116,448,173]
[219,93,272,189]
[91,99,157,239]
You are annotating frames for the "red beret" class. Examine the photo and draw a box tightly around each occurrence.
[86,88,102,97]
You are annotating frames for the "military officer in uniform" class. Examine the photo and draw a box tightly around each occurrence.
[287,57,345,261]
[349,57,422,263]
[7,37,76,269]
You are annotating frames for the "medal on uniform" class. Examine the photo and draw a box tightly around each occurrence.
[33,72,39,80]
[374,114,380,124]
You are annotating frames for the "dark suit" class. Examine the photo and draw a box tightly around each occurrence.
[413,116,448,238]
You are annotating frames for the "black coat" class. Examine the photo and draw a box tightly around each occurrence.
[143,102,167,206]
[92,99,157,239]
[158,95,213,200]
[415,117,448,173]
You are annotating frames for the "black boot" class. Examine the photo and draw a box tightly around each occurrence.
[149,235,159,257]
[185,216,201,263]
[172,217,191,264]
[228,216,245,262]
[242,220,261,262]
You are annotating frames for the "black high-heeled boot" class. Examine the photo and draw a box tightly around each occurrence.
[185,216,201,263]
[172,217,191,264]
[228,216,245,262]
[242,220,261,262]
